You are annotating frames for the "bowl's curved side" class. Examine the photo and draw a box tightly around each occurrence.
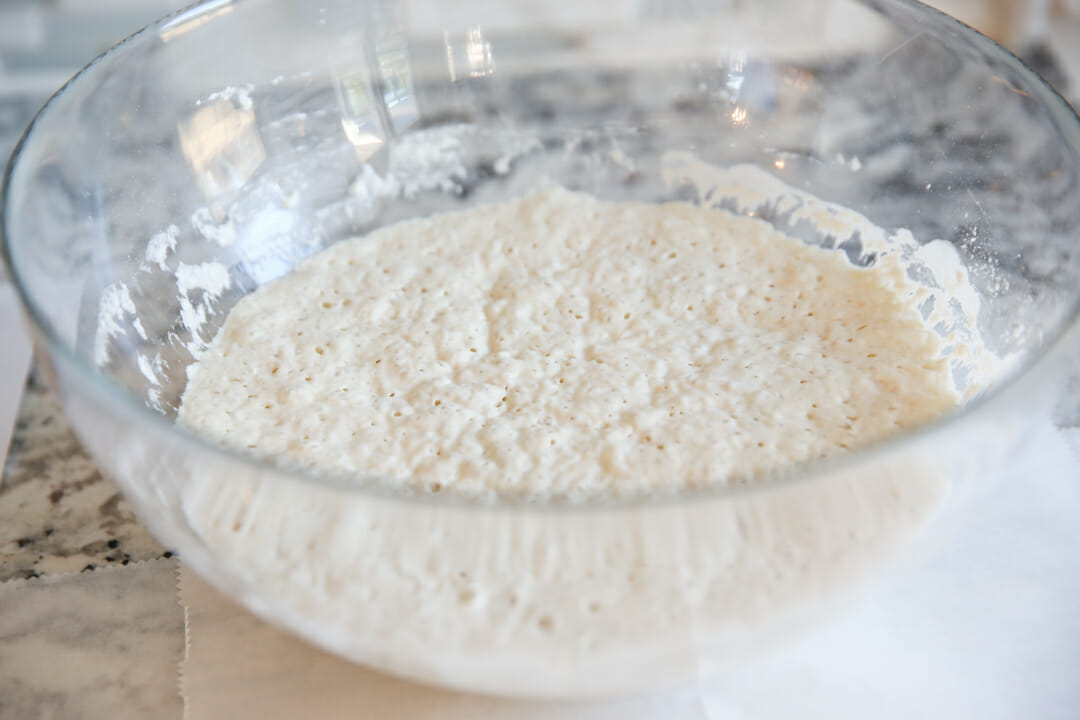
[4,0,1080,698]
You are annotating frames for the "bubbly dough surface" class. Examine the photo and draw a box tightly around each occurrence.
[179,188,958,501]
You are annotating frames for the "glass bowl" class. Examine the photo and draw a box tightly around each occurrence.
[5,0,1080,699]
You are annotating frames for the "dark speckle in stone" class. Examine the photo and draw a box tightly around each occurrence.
[162,551,174,559]
[414,110,475,129]
[673,96,709,113]
[575,137,597,154]
[1020,44,1068,94]
[107,539,119,549]
[81,564,95,573]
[1,365,165,580]
[81,540,110,555]
[23,570,40,579]
[529,104,556,121]
[98,492,125,521]
[15,537,33,548]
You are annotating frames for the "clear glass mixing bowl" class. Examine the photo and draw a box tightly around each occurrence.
[4,0,1080,699]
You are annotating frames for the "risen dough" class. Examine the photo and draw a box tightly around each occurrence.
[179,188,957,501]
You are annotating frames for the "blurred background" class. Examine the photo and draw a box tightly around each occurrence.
[1,0,1080,167]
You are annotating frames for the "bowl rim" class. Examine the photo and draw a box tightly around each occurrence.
[4,0,1080,514]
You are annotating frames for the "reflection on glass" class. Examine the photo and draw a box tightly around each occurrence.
[330,0,419,160]
[159,0,235,43]
[726,52,777,115]
[726,52,746,99]
[335,68,385,162]
[177,99,266,202]
[378,35,420,135]
[466,26,495,78]
[444,30,457,83]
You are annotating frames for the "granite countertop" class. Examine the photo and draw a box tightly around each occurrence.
[0,368,168,582]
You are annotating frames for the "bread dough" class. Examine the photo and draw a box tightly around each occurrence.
[179,187,958,501]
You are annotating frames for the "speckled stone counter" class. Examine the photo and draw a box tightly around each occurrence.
[0,368,168,582]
